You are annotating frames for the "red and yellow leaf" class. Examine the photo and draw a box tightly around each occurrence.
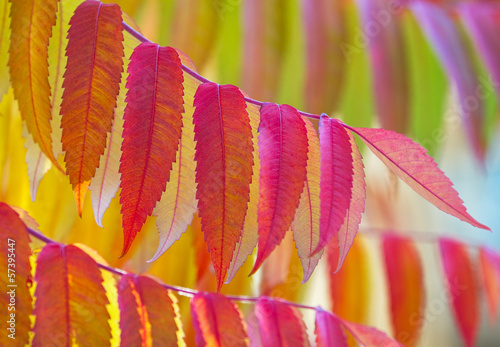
[191,292,248,347]
[0,0,11,100]
[341,319,402,347]
[291,117,322,282]
[61,0,124,214]
[255,297,310,347]
[226,101,261,283]
[33,243,111,346]
[8,0,60,168]
[330,128,365,272]
[193,82,253,289]
[439,238,479,347]
[479,247,500,325]
[118,274,185,346]
[0,203,32,346]
[383,235,425,347]
[314,308,348,347]
[252,103,308,274]
[315,116,353,254]
[347,126,489,230]
[151,53,199,262]
[119,42,184,256]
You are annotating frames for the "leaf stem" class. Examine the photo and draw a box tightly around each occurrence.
[121,21,320,120]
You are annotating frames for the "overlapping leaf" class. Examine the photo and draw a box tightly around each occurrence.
[8,0,60,168]
[61,0,124,214]
[193,82,253,289]
[0,0,11,100]
[439,238,479,347]
[22,123,51,201]
[151,52,199,262]
[383,235,424,346]
[315,116,353,254]
[118,274,185,346]
[330,128,365,272]
[119,42,184,256]
[255,297,310,347]
[252,103,308,274]
[291,118,322,282]
[0,203,32,346]
[191,292,248,347]
[226,102,261,283]
[33,243,111,346]
[347,126,489,230]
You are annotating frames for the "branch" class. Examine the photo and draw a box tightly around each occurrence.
[120,21,321,121]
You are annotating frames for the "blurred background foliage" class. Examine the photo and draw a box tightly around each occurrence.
[1,0,500,345]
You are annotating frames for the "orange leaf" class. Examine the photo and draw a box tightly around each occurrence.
[479,247,500,325]
[118,274,185,346]
[33,243,111,346]
[8,0,61,169]
[439,238,479,347]
[191,292,249,347]
[61,0,124,215]
[0,203,32,346]
[383,235,425,346]
[119,42,184,256]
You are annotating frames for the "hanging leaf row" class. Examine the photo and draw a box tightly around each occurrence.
[7,0,489,290]
[3,203,500,346]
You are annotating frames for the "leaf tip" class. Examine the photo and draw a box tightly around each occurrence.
[73,181,90,217]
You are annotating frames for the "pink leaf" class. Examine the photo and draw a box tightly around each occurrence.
[255,297,310,347]
[439,238,479,347]
[341,319,402,347]
[251,103,308,274]
[314,115,353,255]
[346,126,489,230]
[314,308,347,347]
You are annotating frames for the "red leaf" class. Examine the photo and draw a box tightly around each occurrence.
[252,103,308,274]
[314,308,348,347]
[61,0,124,214]
[151,58,199,262]
[347,126,489,230]
[118,274,184,346]
[0,204,32,346]
[329,127,365,272]
[255,297,310,347]
[314,116,353,255]
[479,247,500,325]
[410,1,486,160]
[439,238,479,347]
[33,244,111,346]
[357,0,409,133]
[291,118,322,282]
[119,42,184,256]
[383,235,425,346]
[193,82,253,290]
[226,102,261,283]
[8,0,61,169]
[191,292,249,347]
